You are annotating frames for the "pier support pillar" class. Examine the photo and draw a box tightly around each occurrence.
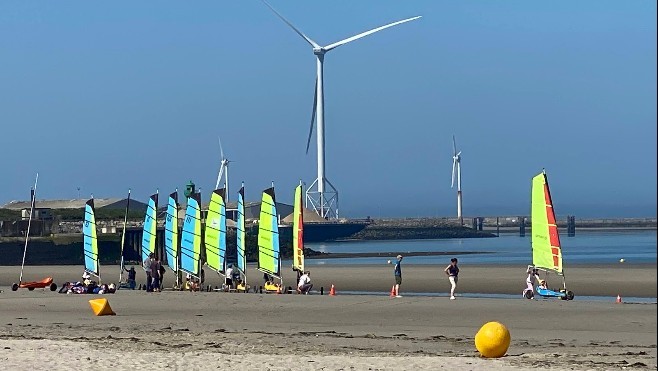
[567,215,576,237]
[519,217,526,237]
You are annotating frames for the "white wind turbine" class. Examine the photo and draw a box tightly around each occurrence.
[451,135,463,224]
[262,0,421,220]
[215,136,232,202]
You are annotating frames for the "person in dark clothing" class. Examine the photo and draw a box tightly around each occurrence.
[444,258,460,300]
[123,266,137,290]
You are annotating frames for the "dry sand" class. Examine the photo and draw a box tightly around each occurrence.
[1,281,656,370]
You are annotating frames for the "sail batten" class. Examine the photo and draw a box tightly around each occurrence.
[164,191,179,273]
[141,193,158,263]
[292,184,304,272]
[83,199,100,278]
[257,187,280,277]
[531,171,563,274]
[205,188,227,273]
[180,193,202,277]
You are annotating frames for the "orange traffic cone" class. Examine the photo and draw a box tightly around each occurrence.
[329,284,336,296]
[390,285,396,298]
[616,294,622,303]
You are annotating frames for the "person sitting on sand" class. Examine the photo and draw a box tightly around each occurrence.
[297,271,313,295]
[263,272,274,285]
[124,266,137,290]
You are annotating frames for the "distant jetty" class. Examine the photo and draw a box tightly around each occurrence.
[347,218,495,240]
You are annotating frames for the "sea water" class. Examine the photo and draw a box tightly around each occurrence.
[296,230,657,266]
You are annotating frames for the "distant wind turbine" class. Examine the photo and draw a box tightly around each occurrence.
[451,135,463,225]
[262,0,421,220]
[215,136,232,202]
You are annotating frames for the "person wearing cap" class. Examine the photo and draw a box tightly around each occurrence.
[297,270,313,294]
[392,255,403,298]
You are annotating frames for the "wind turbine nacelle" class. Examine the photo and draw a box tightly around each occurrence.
[313,47,325,56]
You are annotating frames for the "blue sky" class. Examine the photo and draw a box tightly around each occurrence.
[0,1,656,218]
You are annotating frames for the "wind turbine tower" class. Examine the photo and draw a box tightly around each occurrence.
[262,0,421,220]
[451,135,463,225]
[215,136,232,202]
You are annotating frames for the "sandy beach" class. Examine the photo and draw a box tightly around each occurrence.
[0,288,656,370]
[0,263,656,370]
[2,263,656,298]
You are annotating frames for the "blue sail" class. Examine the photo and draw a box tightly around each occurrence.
[141,193,158,263]
[164,191,179,272]
[236,186,246,275]
[83,199,99,278]
[180,193,202,277]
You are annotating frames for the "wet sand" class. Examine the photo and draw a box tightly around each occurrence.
[0,288,655,370]
[2,263,656,298]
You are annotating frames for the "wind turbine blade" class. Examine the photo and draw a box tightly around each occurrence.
[261,0,320,48]
[218,136,225,160]
[323,15,422,52]
[306,78,317,154]
[451,160,456,188]
[452,135,457,156]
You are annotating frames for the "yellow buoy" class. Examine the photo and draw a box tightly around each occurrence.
[89,298,116,316]
[475,321,510,358]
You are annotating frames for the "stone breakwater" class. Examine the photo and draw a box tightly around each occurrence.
[349,218,496,240]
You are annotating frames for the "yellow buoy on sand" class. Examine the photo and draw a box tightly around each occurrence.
[89,298,116,316]
[475,321,510,358]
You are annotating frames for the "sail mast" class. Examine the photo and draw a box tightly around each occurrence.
[18,173,39,286]
[119,188,131,284]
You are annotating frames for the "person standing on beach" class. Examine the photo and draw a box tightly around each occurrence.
[151,257,161,292]
[143,253,153,292]
[444,258,459,300]
[391,255,403,298]
[158,261,166,289]
[225,264,234,290]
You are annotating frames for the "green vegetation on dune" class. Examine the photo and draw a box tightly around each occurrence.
[0,209,21,220]
[51,208,145,221]
[0,208,145,221]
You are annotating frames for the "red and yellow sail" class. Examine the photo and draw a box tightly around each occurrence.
[292,184,304,272]
[531,171,563,274]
